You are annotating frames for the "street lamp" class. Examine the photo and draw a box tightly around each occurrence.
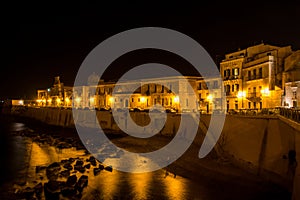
[237,91,246,109]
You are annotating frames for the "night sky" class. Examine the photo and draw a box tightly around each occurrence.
[1,2,300,100]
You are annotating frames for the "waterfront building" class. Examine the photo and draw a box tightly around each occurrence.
[37,43,300,112]
[220,43,293,111]
[283,50,300,108]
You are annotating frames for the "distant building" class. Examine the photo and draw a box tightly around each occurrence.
[36,43,300,112]
[36,76,73,107]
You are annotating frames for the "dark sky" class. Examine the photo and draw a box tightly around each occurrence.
[1,2,300,99]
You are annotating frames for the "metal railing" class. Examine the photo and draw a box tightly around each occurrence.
[278,107,300,123]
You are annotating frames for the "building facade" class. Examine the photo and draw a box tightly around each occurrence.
[37,43,300,112]
[220,43,293,111]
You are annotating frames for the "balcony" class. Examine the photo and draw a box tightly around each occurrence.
[246,92,262,102]
[246,74,263,81]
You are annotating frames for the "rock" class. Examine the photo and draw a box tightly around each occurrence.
[69,158,75,163]
[61,185,77,197]
[74,165,86,173]
[98,164,105,170]
[60,170,71,178]
[36,165,47,173]
[66,175,77,187]
[75,160,84,167]
[104,165,113,172]
[84,164,91,169]
[87,156,97,166]
[76,175,88,193]
[34,182,43,197]
[63,163,73,170]
[44,181,61,200]
[60,159,69,164]
[93,168,101,176]
[46,162,61,180]
[47,162,61,169]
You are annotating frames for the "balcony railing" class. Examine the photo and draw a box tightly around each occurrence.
[247,92,262,98]
[246,74,263,81]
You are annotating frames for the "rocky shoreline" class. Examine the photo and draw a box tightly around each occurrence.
[0,114,293,200]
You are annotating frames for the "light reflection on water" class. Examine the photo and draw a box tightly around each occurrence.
[11,135,196,200]
[10,122,26,132]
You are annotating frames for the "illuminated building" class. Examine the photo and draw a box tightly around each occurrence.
[282,50,300,107]
[220,43,293,111]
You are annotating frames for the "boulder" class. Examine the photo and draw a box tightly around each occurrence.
[76,175,88,193]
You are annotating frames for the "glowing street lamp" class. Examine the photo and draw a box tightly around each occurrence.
[237,91,246,98]
[237,91,246,109]
[65,97,70,107]
[140,97,146,103]
[261,88,270,96]
[174,96,179,103]
[207,94,213,101]
[56,98,61,106]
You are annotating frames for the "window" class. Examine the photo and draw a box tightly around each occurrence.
[236,84,239,91]
[253,102,256,109]
[248,102,251,109]
[227,100,230,111]
[234,68,239,76]
[253,69,257,78]
[260,102,262,109]
[232,85,234,92]
[138,98,140,102]
[224,70,226,77]
[206,82,210,88]
[259,68,262,78]
[248,71,251,79]
[162,85,164,93]
[198,83,202,90]
[213,81,218,88]
[232,69,234,76]
[132,98,134,102]
[199,93,202,100]
[170,98,172,105]
[235,100,238,110]
[227,69,231,77]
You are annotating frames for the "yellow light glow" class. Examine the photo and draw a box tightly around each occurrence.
[56,98,61,103]
[89,97,95,102]
[42,99,46,103]
[75,97,81,103]
[36,99,42,103]
[261,88,270,96]
[18,100,24,105]
[174,96,179,103]
[140,97,146,103]
[47,99,52,103]
[109,97,114,102]
[65,97,70,103]
[207,94,213,101]
[237,91,246,98]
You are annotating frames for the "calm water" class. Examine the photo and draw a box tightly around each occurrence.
[0,115,291,200]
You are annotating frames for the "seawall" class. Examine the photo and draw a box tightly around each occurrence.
[4,106,300,198]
